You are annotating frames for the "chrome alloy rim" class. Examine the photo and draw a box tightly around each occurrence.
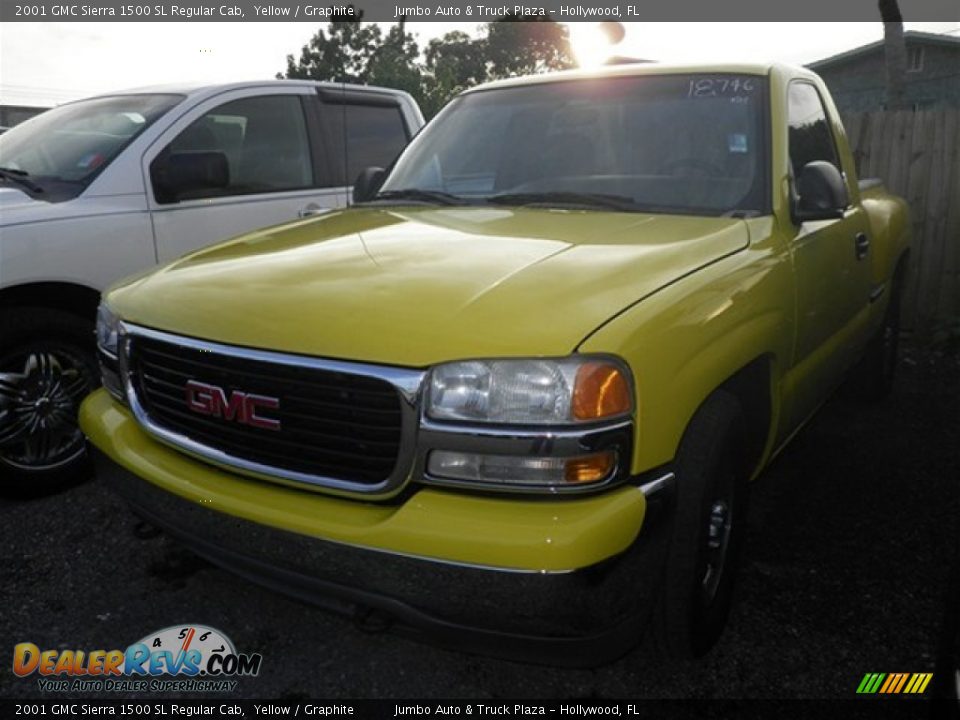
[0,349,94,470]
[701,494,733,604]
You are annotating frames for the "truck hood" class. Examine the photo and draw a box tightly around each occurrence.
[108,206,748,367]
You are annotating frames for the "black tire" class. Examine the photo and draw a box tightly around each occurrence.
[856,267,904,401]
[0,307,99,497]
[653,391,748,659]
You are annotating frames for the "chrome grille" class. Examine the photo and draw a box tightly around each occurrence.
[121,325,423,494]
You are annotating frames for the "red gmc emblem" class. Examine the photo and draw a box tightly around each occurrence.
[184,380,281,431]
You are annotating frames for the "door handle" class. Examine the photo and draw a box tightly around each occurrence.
[298,203,325,218]
[855,233,870,260]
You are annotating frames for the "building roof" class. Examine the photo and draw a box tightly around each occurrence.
[808,30,960,70]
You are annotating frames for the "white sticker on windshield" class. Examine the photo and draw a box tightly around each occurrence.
[728,133,748,154]
[77,153,103,169]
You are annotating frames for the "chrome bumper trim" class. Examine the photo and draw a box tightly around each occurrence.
[869,283,886,303]
[638,471,675,498]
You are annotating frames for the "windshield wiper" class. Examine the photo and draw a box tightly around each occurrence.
[370,188,467,206]
[0,167,43,194]
[722,208,760,219]
[488,191,643,212]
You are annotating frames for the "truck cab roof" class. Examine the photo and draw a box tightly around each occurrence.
[465,61,816,94]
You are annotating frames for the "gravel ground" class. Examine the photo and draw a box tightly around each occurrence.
[1,344,958,702]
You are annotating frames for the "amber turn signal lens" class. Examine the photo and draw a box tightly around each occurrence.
[572,362,632,421]
[564,451,616,484]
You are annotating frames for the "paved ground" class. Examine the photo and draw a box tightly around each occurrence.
[2,345,957,701]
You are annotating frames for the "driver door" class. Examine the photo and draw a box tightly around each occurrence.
[787,81,872,428]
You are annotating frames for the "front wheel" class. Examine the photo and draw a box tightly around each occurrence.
[652,391,748,659]
[0,308,99,497]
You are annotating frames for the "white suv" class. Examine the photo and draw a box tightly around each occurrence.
[0,80,423,493]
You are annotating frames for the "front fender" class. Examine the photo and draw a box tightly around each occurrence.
[578,220,792,476]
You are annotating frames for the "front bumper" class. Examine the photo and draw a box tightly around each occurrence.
[81,389,673,666]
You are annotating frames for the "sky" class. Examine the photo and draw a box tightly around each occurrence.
[1,21,958,107]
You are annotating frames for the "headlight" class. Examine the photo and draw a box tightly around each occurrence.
[95,302,125,402]
[427,357,633,425]
[96,302,121,357]
[422,356,634,492]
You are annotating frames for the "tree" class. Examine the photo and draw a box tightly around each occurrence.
[421,30,490,118]
[364,21,423,100]
[279,15,425,107]
[878,0,908,110]
[279,17,576,119]
[419,17,574,117]
[485,15,575,78]
[277,11,384,83]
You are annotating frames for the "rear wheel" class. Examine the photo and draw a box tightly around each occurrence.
[856,267,905,401]
[0,308,99,497]
[653,391,748,659]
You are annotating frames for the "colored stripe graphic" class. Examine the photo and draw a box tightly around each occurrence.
[857,673,886,693]
[909,673,933,694]
[857,672,933,694]
[879,674,896,693]
[892,673,909,693]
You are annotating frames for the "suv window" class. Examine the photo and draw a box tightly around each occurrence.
[153,94,313,202]
[325,102,409,186]
[787,83,840,176]
[0,93,182,203]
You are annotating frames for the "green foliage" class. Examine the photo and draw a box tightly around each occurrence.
[277,15,387,84]
[278,15,575,118]
[365,23,423,100]
[422,30,490,118]
[485,16,574,77]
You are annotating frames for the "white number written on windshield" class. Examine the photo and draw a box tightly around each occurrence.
[688,77,757,98]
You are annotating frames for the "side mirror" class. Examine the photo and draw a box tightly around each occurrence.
[793,160,848,223]
[151,151,229,204]
[353,167,386,204]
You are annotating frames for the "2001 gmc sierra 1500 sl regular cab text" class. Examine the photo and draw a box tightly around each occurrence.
[80,63,910,665]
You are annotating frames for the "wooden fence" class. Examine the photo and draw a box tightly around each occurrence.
[841,110,960,335]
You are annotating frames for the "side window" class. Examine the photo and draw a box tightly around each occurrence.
[324,101,409,186]
[152,94,313,203]
[787,83,841,177]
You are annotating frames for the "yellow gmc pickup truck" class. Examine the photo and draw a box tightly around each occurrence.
[80,63,910,665]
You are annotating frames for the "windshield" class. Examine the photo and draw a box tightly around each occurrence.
[0,93,183,202]
[380,74,769,216]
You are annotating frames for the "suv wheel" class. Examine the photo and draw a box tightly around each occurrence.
[0,308,99,496]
